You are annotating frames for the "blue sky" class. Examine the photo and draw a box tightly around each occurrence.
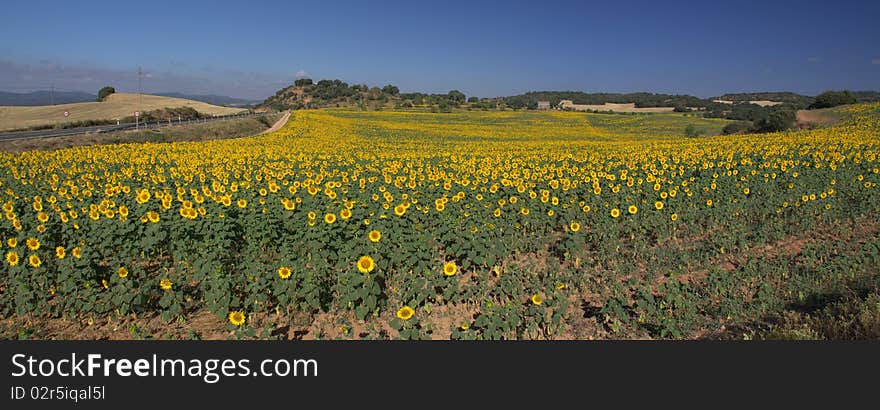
[1,0,878,100]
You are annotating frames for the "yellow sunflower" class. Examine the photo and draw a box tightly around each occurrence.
[396,306,415,321]
[443,261,457,276]
[368,229,381,242]
[531,293,543,305]
[6,251,19,266]
[228,311,246,326]
[357,256,375,273]
[340,209,352,220]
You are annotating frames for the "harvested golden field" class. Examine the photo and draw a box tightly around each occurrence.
[0,93,246,131]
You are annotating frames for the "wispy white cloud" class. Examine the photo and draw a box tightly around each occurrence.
[872,58,880,65]
[295,70,308,78]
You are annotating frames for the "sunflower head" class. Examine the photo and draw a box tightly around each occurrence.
[228,311,246,326]
[278,266,292,279]
[357,256,375,273]
[396,306,415,321]
[443,261,457,276]
[368,229,381,243]
[531,293,543,306]
[147,211,160,223]
[6,251,19,266]
[394,205,406,216]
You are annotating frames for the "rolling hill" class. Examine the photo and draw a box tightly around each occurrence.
[0,93,247,131]
[152,92,261,107]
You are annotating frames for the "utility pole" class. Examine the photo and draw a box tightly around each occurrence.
[138,66,143,108]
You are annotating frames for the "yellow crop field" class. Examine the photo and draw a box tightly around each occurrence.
[1,105,878,339]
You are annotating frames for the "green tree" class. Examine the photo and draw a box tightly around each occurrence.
[381,85,399,95]
[684,124,702,138]
[722,121,753,135]
[752,108,795,133]
[810,90,857,109]
[97,86,116,102]
[447,90,466,105]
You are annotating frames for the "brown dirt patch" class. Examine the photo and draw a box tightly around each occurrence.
[796,108,840,128]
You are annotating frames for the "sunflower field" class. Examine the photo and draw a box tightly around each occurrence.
[1,105,879,339]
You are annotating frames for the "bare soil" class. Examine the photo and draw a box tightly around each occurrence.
[795,108,841,128]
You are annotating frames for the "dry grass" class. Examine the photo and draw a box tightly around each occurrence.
[0,114,280,153]
[0,93,246,131]
[795,108,841,128]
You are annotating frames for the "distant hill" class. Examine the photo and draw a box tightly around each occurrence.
[260,80,880,115]
[0,90,97,106]
[851,91,880,103]
[153,92,261,107]
[0,92,247,131]
[712,92,814,108]
[502,91,708,110]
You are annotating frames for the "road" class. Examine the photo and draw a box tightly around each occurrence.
[0,112,274,142]
[259,111,291,134]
